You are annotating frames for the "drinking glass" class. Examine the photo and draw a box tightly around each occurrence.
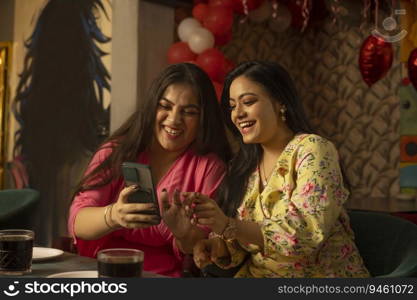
[0,229,34,275]
[97,248,144,278]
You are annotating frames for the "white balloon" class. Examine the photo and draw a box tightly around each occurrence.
[268,4,292,33]
[188,28,215,54]
[178,18,202,42]
[249,0,272,24]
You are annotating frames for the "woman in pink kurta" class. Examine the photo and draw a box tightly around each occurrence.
[68,63,230,277]
[69,147,225,277]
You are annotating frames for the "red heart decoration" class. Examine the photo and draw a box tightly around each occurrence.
[359,35,393,87]
[408,48,417,91]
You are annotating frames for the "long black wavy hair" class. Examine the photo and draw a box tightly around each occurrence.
[11,0,111,245]
[217,61,315,217]
[75,62,231,193]
[13,0,110,170]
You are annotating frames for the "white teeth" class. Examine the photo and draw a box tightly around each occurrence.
[239,121,255,129]
[164,127,181,136]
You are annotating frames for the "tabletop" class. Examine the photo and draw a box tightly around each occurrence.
[0,251,165,278]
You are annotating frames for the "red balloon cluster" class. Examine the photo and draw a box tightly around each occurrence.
[359,35,393,87]
[167,0,265,102]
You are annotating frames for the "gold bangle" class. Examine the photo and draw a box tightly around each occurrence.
[103,204,113,229]
[208,231,222,239]
[221,218,237,242]
[109,203,114,225]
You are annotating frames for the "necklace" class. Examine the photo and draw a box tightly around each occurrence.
[261,160,268,187]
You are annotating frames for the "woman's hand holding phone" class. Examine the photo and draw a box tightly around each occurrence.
[111,185,161,229]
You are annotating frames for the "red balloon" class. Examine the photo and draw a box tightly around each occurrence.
[408,48,417,91]
[203,6,234,36]
[359,35,393,87]
[167,42,197,64]
[212,81,224,102]
[209,0,236,10]
[233,0,263,14]
[215,30,232,46]
[193,4,209,22]
[196,48,226,82]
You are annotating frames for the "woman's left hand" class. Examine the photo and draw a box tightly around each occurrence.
[160,189,193,239]
[184,193,229,235]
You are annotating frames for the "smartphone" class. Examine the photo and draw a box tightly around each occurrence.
[121,162,159,217]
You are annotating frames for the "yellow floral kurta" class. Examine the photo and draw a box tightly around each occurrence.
[217,134,370,278]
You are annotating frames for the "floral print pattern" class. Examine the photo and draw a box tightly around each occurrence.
[217,134,370,278]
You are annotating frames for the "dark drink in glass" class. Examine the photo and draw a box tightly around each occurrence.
[97,248,143,278]
[0,230,34,275]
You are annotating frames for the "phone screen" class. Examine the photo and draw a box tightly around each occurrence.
[121,162,159,216]
[123,167,139,187]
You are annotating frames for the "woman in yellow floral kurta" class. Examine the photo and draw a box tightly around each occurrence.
[189,61,369,278]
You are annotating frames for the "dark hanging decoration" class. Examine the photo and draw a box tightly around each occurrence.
[12,0,111,245]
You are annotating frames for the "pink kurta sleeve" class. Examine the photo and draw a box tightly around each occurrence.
[194,153,226,199]
[68,145,119,245]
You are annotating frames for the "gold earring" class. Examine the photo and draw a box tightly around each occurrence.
[280,106,286,122]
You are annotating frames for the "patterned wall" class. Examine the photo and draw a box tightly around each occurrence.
[222,19,402,199]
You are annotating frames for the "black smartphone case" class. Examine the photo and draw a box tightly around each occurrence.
[121,162,160,217]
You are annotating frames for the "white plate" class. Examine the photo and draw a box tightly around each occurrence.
[47,271,98,278]
[32,247,64,262]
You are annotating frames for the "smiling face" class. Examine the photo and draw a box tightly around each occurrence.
[228,75,284,145]
[153,83,201,155]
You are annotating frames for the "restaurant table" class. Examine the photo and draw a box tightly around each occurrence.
[0,251,165,278]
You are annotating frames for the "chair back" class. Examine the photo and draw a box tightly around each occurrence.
[348,210,417,277]
[0,189,40,229]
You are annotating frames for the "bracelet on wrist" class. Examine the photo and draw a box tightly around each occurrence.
[221,217,238,242]
[209,218,238,241]
[104,204,114,229]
